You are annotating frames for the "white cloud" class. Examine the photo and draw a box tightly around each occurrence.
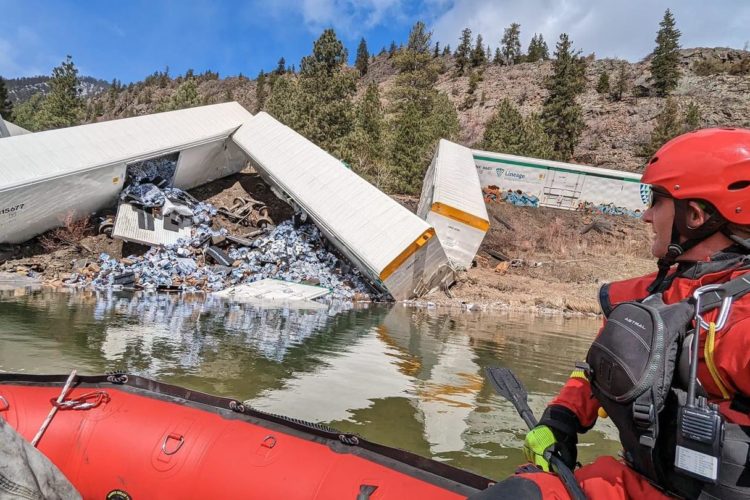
[426,0,750,61]
[249,0,408,39]
[299,0,407,37]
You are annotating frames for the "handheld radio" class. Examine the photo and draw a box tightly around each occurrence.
[674,285,730,483]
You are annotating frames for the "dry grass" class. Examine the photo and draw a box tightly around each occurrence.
[485,202,652,262]
[38,212,93,252]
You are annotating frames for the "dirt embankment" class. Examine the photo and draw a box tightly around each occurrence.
[0,171,655,315]
[419,200,654,315]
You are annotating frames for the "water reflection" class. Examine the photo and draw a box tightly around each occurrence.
[0,289,620,478]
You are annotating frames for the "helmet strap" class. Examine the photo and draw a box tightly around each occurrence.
[647,200,727,293]
[647,227,684,293]
[726,231,750,252]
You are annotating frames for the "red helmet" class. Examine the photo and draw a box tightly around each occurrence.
[642,128,750,225]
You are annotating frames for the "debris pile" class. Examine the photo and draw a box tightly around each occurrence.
[577,201,642,218]
[43,154,379,301]
[483,186,540,207]
[125,154,178,187]
[66,218,377,301]
[484,186,641,217]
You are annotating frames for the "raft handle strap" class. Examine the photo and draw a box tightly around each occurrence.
[338,434,360,446]
[229,400,247,413]
[357,484,378,500]
[106,373,128,385]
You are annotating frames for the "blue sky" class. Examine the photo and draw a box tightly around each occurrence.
[1,0,748,83]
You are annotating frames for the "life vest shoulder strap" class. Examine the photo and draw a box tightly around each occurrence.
[599,274,656,317]
[730,393,750,414]
[600,257,750,317]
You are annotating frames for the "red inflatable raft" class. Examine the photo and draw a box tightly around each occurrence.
[0,373,493,499]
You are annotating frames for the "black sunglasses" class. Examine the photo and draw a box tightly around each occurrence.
[646,188,671,208]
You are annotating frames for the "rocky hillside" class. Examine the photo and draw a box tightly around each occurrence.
[438,47,750,171]
[86,47,750,173]
[6,75,110,102]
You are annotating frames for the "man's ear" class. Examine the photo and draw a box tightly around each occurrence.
[685,200,708,229]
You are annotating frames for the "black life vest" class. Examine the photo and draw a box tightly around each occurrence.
[586,271,750,499]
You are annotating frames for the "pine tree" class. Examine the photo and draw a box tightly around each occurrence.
[389,21,459,193]
[684,101,702,131]
[347,83,388,186]
[276,57,286,75]
[10,93,44,131]
[541,34,586,160]
[596,71,610,94]
[650,9,682,97]
[482,99,524,149]
[297,28,356,157]
[156,66,170,88]
[472,34,487,67]
[455,28,473,75]
[388,41,397,58]
[356,83,383,152]
[643,97,682,158]
[501,23,522,65]
[526,34,549,62]
[523,114,555,159]
[255,70,267,113]
[162,78,201,111]
[300,29,349,77]
[0,76,13,120]
[610,61,629,101]
[442,44,451,56]
[482,99,553,158]
[493,47,503,65]
[433,42,440,58]
[355,37,370,76]
[107,78,121,104]
[461,69,483,109]
[36,55,83,130]
[266,75,301,128]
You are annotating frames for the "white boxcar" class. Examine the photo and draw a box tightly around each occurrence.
[418,139,489,269]
[0,116,9,138]
[0,102,252,244]
[472,149,647,214]
[232,112,453,300]
[0,116,30,138]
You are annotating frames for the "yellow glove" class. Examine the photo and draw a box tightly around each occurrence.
[523,425,558,472]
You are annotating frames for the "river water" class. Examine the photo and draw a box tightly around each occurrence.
[0,288,621,480]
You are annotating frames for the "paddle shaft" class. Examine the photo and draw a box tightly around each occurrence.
[518,407,538,429]
[31,369,77,447]
[486,368,588,500]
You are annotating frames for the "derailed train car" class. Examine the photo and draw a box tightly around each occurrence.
[232,112,454,301]
[418,140,489,270]
[0,103,252,244]
[473,149,647,213]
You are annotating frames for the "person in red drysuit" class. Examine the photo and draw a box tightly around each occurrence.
[476,128,750,500]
